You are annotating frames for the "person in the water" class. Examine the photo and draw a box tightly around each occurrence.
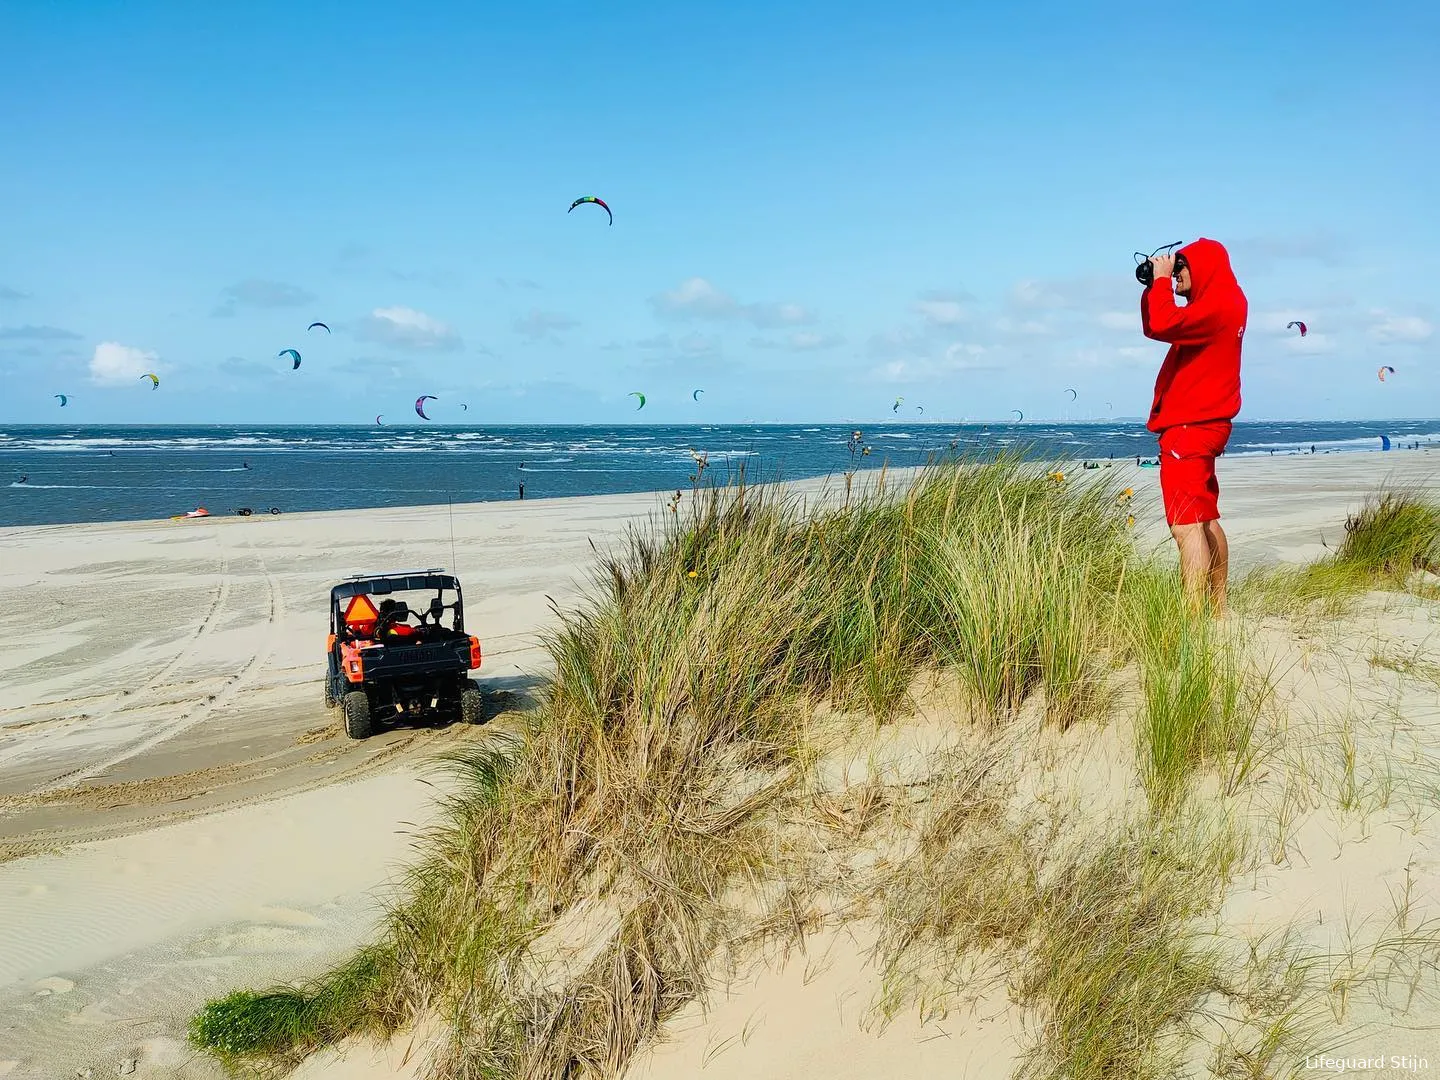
[17,476,26,484]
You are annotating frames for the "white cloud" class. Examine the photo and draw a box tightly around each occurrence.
[911,293,971,327]
[90,342,158,385]
[1367,310,1432,345]
[651,277,739,318]
[787,331,844,351]
[358,306,462,350]
[650,277,814,328]
[868,341,997,382]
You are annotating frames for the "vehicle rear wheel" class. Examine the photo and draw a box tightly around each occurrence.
[460,683,485,725]
[343,691,373,739]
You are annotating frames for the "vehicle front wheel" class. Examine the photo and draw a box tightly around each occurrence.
[343,691,373,739]
[460,683,485,726]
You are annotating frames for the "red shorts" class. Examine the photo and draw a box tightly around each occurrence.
[1157,420,1231,526]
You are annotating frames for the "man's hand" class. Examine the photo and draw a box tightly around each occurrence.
[1149,253,1175,280]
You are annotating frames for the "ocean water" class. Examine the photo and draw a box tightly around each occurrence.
[1,421,1436,528]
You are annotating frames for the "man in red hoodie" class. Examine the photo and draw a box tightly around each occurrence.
[1141,237,1247,614]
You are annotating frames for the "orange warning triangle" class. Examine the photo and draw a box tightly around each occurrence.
[343,594,380,624]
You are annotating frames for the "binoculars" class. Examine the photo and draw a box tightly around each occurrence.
[1134,241,1183,287]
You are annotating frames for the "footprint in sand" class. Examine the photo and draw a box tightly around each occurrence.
[33,976,75,996]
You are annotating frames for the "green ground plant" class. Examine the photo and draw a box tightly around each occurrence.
[1237,485,1440,619]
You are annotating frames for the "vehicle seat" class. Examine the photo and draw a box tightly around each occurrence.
[381,603,419,641]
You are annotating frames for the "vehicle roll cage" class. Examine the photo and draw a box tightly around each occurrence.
[329,571,465,634]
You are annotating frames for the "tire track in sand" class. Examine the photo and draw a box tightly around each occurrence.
[35,532,285,794]
[0,534,232,777]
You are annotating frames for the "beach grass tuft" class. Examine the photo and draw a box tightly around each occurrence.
[1236,483,1440,618]
[1130,565,1265,815]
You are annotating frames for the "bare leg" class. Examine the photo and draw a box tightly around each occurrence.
[1202,519,1229,615]
[1170,522,1211,612]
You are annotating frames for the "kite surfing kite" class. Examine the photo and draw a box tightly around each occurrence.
[280,349,301,370]
[892,396,904,413]
[1065,387,1077,401]
[1012,409,1024,421]
[1287,321,1308,337]
[459,403,468,412]
[307,322,331,334]
[55,394,68,407]
[140,373,159,389]
[692,389,704,401]
[916,405,924,414]
[629,391,646,410]
[568,196,613,225]
[375,415,384,426]
[1378,366,1396,382]
[415,395,437,420]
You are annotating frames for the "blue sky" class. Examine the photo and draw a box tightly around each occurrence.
[1,0,1435,424]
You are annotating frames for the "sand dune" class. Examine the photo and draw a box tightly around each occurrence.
[1,453,1437,1078]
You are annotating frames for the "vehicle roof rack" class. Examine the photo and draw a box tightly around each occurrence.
[345,567,447,580]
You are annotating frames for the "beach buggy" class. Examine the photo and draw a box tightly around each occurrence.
[324,568,484,739]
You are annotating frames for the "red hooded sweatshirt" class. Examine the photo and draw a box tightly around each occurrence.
[1142,237,1247,433]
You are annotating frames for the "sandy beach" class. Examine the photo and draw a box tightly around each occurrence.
[3,452,1439,1078]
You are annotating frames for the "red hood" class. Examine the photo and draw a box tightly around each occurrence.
[1142,237,1247,432]
[1177,237,1238,304]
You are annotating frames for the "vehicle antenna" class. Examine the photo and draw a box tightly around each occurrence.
[447,491,457,573]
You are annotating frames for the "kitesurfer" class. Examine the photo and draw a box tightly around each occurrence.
[243,461,250,470]
[518,481,525,500]
[1141,238,1247,615]
[17,476,26,485]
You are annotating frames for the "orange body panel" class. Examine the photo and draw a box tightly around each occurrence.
[339,640,367,683]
